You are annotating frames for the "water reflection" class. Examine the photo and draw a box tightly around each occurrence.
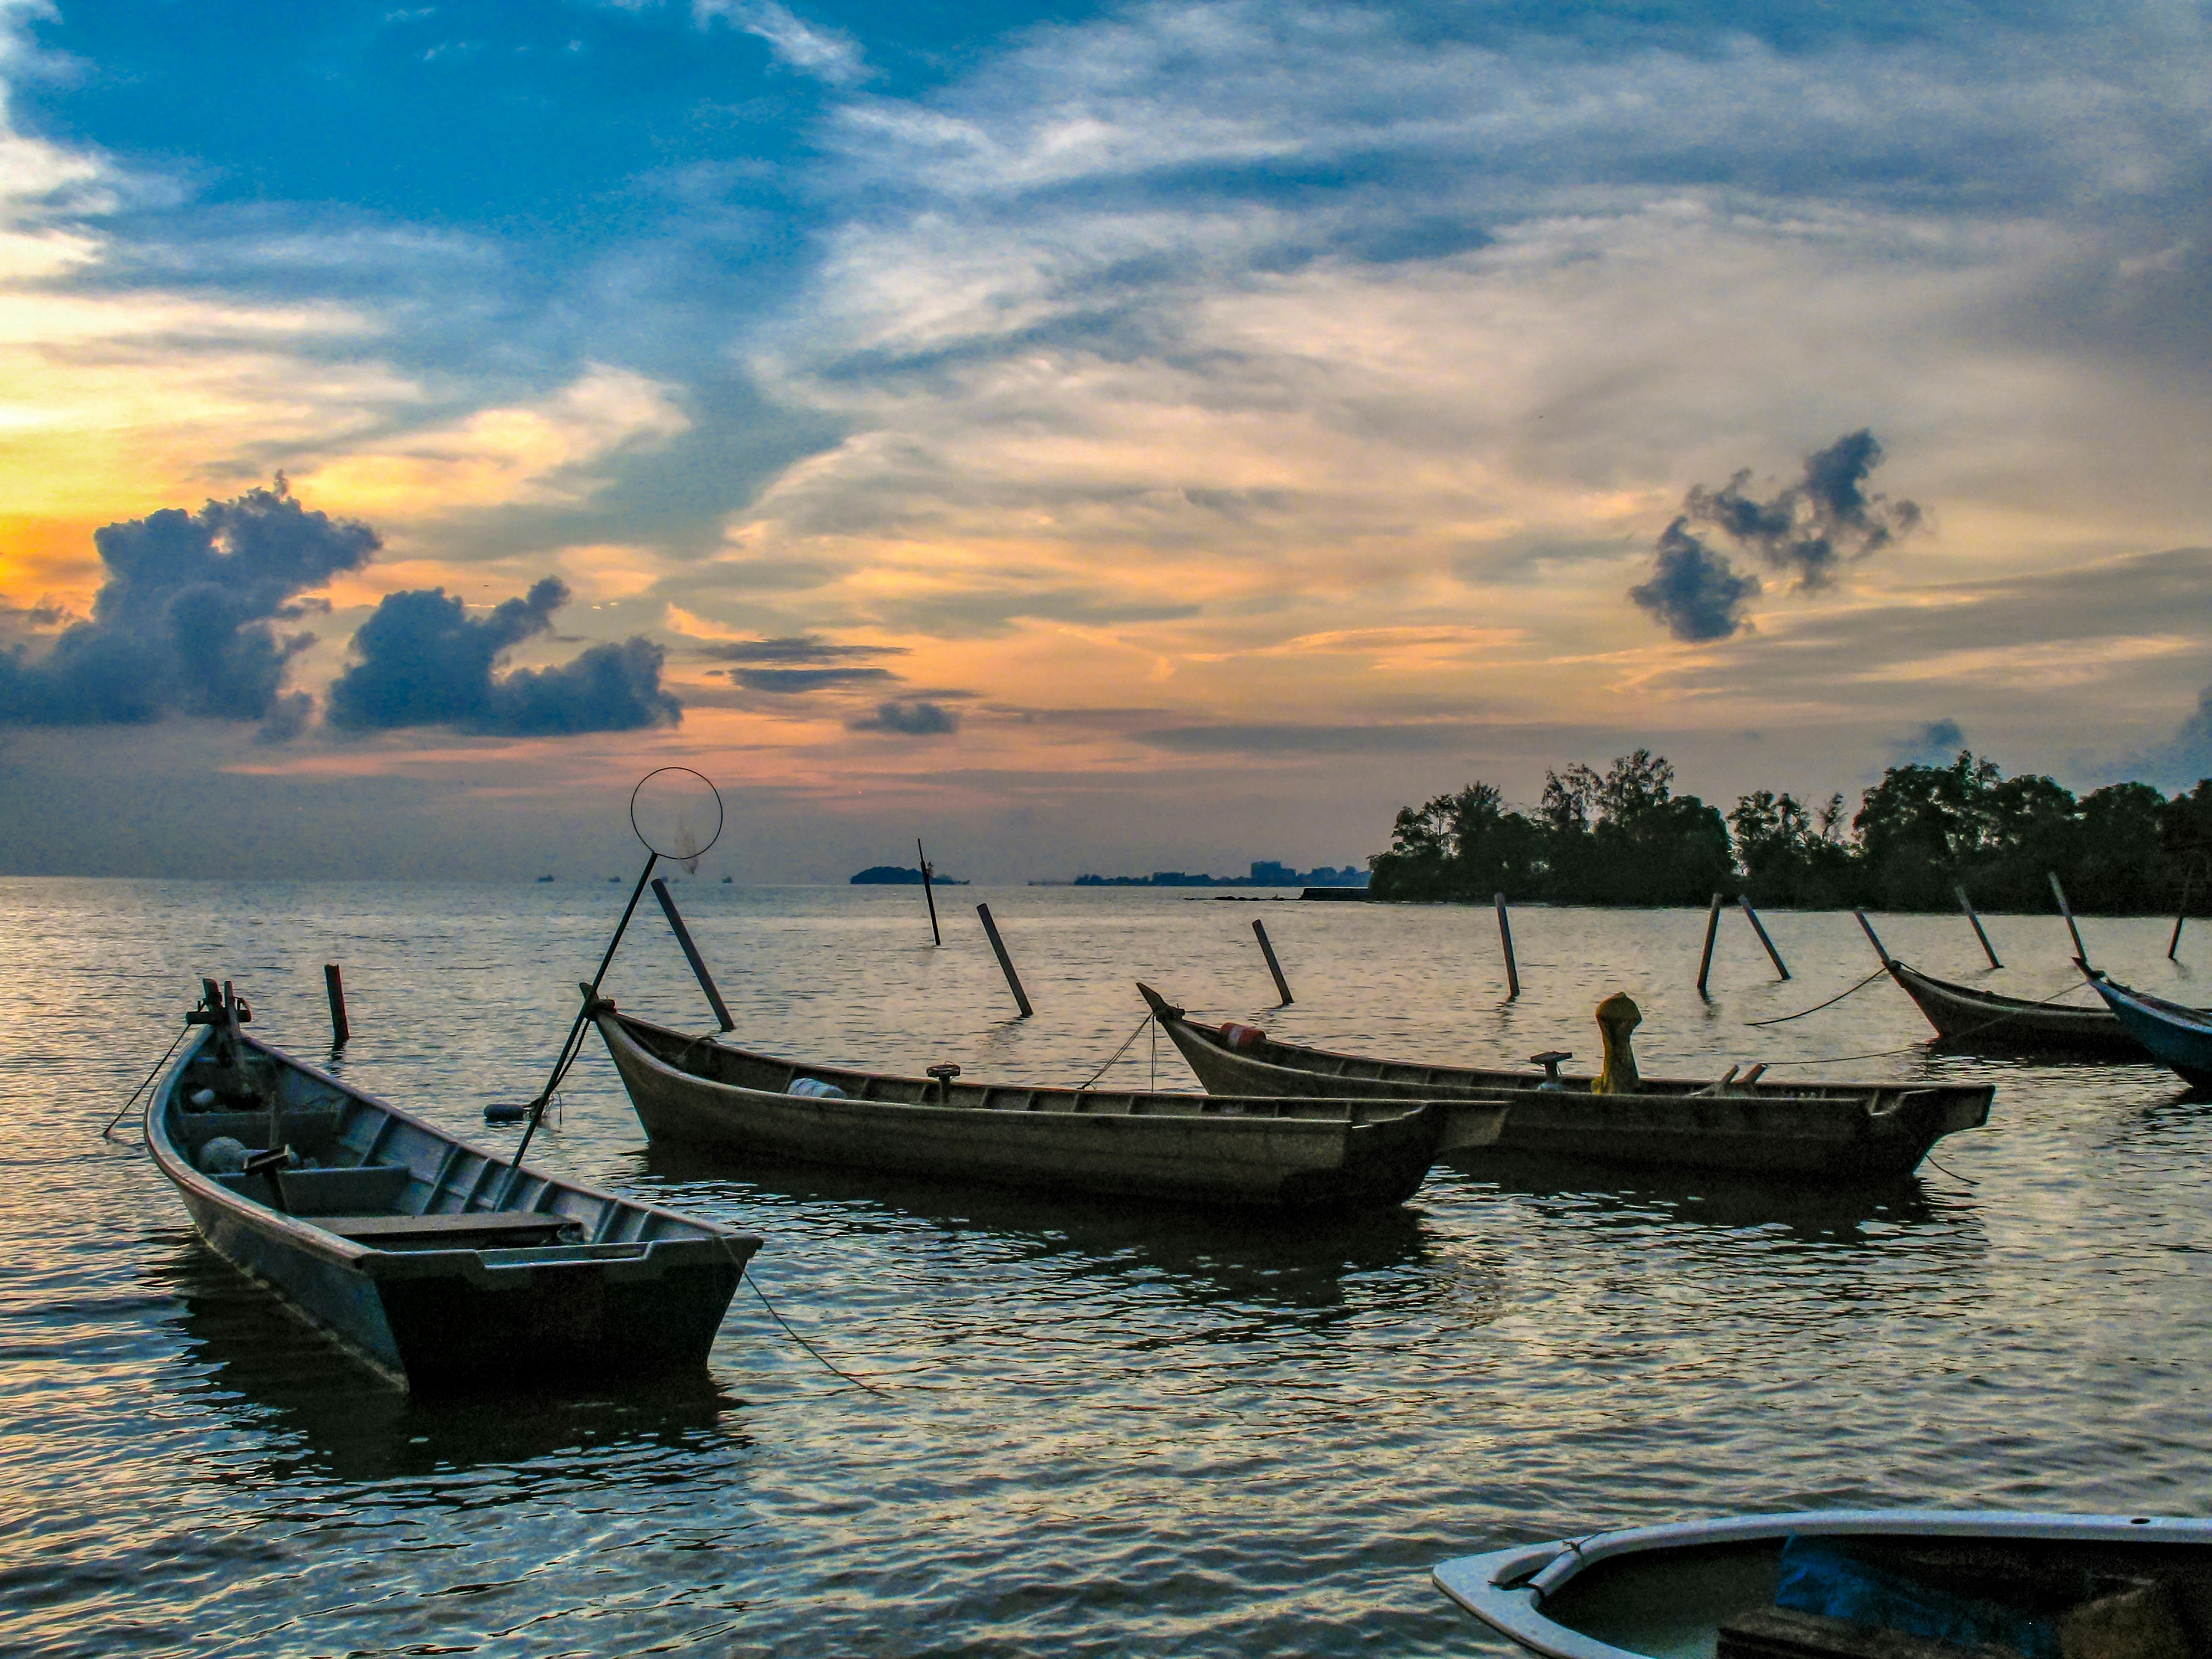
[147,1243,746,1485]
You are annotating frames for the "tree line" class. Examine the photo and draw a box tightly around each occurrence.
[1367,749,2212,913]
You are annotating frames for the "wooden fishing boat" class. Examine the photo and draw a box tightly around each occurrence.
[148,983,758,1389]
[590,998,1508,1209]
[1134,985,1991,1181]
[1434,1509,2212,1659]
[2081,969,2212,1088]
[1863,951,2146,1056]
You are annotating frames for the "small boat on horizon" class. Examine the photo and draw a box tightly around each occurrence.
[1134,984,1991,1183]
[148,982,758,1389]
[589,996,1507,1209]
[1434,1509,2212,1659]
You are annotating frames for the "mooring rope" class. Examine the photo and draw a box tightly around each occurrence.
[1756,966,2112,1067]
[742,1260,891,1398]
[101,1022,191,1139]
[1746,966,1889,1027]
[1074,1013,1154,1092]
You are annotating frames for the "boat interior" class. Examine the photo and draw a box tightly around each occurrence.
[1538,1532,2212,1659]
[615,1012,1447,1125]
[166,1035,703,1254]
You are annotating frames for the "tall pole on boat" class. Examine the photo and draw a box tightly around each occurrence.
[919,837,942,946]
[2049,871,2090,968]
[1955,884,2002,969]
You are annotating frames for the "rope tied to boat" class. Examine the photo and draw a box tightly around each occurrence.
[733,1245,891,1399]
[1745,965,1889,1027]
[1074,1012,1155,1092]
[1758,969,2113,1067]
[101,1020,193,1140]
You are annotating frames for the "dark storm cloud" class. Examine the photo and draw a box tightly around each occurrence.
[0,480,377,734]
[325,577,681,735]
[1631,430,1920,641]
[849,699,959,736]
[1628,521,1764,642]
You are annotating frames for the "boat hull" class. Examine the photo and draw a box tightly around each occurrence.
[150,1020,755,1389]
[1433,1510,2212,1659]
[2084,972,2212,1088]
[1141,990,1989,1182]
[1885,959,2143,1056]
[596,1008,1498,1209]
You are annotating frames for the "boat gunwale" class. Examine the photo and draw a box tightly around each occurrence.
[1433,1509,2212,1659]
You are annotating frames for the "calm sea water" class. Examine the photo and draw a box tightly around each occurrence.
[3,878,2209,1657]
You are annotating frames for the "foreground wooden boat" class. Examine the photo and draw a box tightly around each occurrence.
[1434,1509,2212,1659]
[2081,969,2212,1088]
[1135,985,1991,1181]
[591,999,1507,1208]
[148,984,758,1389]
[1881,956,2145,1056]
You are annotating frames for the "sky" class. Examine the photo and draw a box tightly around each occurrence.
[0,0,2209,881]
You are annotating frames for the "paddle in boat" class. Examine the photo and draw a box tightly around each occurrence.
[1134,984,1992,1183]
[2078,966,2212,1088]
[589,993,1507,1209]
[1434,1509,2212,1659]
[147,981,759,1389]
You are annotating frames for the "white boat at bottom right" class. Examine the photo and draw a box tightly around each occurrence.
[1433,1509,2211,1659]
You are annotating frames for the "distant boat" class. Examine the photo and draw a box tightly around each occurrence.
[589,997,1505,1209]
[2080,967,2212,1087]
[147,982,758,1388]
[1434,1509,2211,1659]
[535,874,554,882]
[1136,983,1990,1181]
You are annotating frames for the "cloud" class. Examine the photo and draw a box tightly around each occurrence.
[0,478,377,733]
[727,664,899,692]
[1134,721,1494,755]
[692,0,865,84]
[324,576,681,734]
[2119,687,2212,789]
[1885,718,1966,768]
[1630,430,1920,640]
[849,699,959,736]
[700,634,909,665]
[1685,430,1921,593]
[1628,520,1764,643]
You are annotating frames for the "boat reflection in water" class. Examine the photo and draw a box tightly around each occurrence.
[145,1236,744,1487]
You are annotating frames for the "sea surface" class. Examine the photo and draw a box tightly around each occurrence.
[3,878,2209,1657]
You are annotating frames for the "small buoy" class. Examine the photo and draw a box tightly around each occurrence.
[484,1102,528,1124]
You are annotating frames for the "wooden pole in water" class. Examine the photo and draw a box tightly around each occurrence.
[1954,884,2002,969]
[2170,866,2194,960]
[1739,896,1790,980]
[918,837,941,946]
[2049,871,2089,966]
[1253,918,1294,1005]
[651,878,734,1031]
[323,963,350,1047]
[1494,892,1520,999]
[977,903,1033,1017]
[1695,892,1724,996]
[1852,907,1892,966]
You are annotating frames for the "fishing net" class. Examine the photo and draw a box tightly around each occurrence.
[630,767,724,874]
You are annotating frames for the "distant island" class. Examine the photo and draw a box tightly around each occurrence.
[851,865,969,885]
[1071,861,1368,889]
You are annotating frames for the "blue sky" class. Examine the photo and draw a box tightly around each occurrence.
[1,0,2209,878]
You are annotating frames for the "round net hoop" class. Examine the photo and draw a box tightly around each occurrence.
[630,767,724,873]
